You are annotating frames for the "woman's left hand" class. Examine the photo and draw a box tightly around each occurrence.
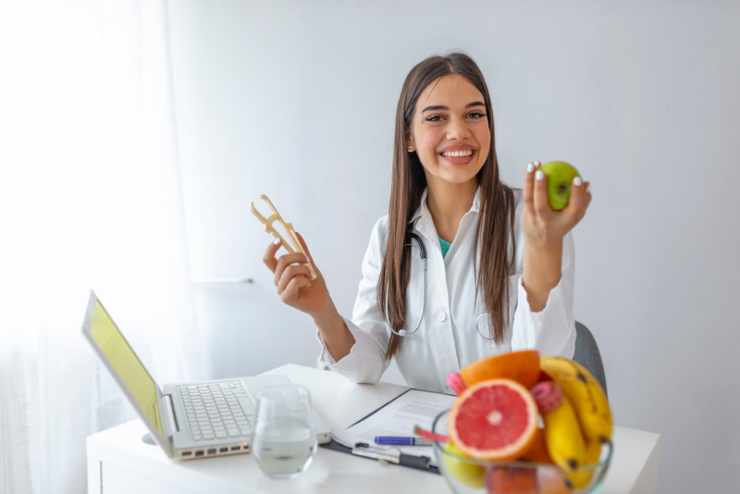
[522,160,592,248]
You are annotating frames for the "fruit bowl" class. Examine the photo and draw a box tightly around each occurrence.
[431,410,612,494]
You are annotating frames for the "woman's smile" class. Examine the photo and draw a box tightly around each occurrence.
[439,147,477,165]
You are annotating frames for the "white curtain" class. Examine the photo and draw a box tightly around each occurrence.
[0,2,202,492]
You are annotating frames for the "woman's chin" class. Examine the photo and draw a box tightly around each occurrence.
[441,163,482,183]
[438,171,479,185]
[423,161,483,186]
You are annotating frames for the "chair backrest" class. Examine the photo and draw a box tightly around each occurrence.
[574,321,608,396]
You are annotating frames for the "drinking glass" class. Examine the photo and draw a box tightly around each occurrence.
[251,384,317,479]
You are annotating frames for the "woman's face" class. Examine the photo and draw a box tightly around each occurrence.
[408,74,491,186]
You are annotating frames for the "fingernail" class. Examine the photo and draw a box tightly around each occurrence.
[535,170,544,181]
[273,238,281,246]
[573,176,583,186]
[527,162,534,173]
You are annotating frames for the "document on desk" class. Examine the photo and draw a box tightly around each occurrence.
[332,388,456,466]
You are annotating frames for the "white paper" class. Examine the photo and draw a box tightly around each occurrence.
[332,389,455,466]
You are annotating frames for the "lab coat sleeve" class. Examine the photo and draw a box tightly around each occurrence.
[315,217,390,383]
[510,232,576,358]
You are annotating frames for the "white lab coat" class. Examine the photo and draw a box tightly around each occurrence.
[317,187,576,392]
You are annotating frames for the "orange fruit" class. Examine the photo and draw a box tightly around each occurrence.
[488,465,573,494]
[448,379,538,461]
[487,466,538,494]
[521,426,554,464]
[455,350,541,392]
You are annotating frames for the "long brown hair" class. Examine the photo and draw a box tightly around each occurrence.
[378,52,517,359]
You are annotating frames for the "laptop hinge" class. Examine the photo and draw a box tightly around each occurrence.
[161,393,180,434]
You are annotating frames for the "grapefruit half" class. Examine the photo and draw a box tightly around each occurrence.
[449,379,538,461]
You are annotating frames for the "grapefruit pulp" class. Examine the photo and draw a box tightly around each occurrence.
[448,379,538,461]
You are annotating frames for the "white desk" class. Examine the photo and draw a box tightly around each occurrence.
[86,364,660,494]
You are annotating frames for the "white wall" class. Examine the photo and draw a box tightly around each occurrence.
[166,1,740,492]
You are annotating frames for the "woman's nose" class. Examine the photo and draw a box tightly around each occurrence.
[446,116,472,140]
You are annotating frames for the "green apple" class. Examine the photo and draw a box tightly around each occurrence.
[540,161,581,211]
[442,442,486,488]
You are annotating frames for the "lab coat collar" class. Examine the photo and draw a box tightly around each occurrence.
[409,186,481,225]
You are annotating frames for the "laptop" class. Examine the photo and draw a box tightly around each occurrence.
[81,291,331,460]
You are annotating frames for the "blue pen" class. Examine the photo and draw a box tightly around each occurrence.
[374,435,433,446]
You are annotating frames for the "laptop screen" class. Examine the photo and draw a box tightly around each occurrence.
[84,294,165,439]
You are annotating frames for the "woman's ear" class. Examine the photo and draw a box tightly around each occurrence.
[406,135,415,153]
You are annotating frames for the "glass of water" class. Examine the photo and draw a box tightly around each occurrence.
[251,384,317,479]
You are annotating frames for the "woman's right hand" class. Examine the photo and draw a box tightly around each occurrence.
[262,232,333,318]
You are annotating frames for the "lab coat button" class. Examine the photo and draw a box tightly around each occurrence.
[439,311,448,322]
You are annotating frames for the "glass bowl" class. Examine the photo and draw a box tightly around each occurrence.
[431,410,612,494]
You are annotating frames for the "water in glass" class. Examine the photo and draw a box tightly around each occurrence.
[251,384,317,479]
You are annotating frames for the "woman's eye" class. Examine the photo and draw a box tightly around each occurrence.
[425,112,486,123]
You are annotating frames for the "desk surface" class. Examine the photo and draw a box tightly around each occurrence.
[86,364,660,494]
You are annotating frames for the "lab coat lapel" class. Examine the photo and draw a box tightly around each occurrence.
[409,189,440,246]
[410,187,482,257]
[407,189,463,382]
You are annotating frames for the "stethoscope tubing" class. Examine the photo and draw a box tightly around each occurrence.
[388,233,426,337]
[387,232,508,341]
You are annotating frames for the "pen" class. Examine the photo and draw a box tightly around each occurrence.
[374,435,433,446]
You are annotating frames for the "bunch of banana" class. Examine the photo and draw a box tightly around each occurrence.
[533,357,614,489]
[540,356,613,443]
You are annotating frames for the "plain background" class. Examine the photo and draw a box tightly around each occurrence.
[165,1,740,492]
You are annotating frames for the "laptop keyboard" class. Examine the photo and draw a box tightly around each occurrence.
[179,381,255,441]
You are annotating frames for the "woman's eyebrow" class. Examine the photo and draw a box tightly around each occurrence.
[421,101,485,113]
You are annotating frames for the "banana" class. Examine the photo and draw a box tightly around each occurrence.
[541,392,587,480]
[540,356,613,442]
[531,381,588,487]
[568,438,602,489]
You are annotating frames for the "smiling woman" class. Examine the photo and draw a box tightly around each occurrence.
[408,76,492,241]
[263,52,592,391]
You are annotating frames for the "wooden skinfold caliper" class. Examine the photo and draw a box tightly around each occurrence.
[250,194,317,280]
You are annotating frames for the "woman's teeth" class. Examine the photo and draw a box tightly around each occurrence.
[440,149,475,164]
[442,150,473,157]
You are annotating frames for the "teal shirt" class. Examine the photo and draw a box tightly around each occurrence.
[439,238,451,258]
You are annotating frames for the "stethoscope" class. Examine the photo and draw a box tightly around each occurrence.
[387,232,504,340]
[388,232,427,337]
